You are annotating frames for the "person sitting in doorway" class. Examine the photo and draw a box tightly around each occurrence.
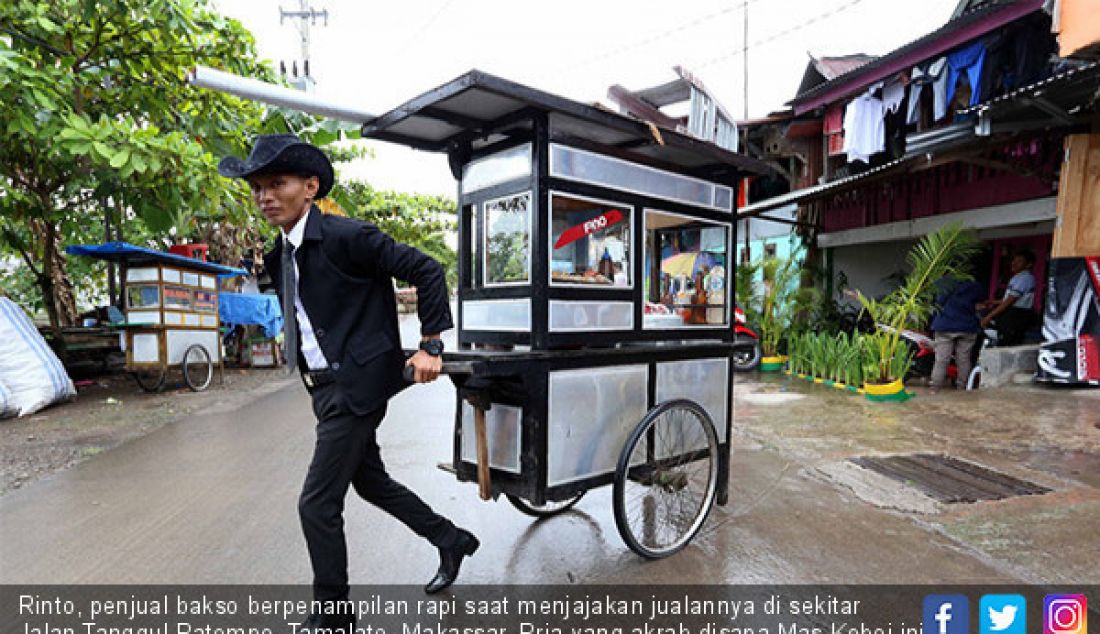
[981,248,1038,346]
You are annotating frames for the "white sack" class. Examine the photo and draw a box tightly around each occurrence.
[0,298,76,416]
[0,380,16,419]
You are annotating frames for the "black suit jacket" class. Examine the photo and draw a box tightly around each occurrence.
[263,206,453,416]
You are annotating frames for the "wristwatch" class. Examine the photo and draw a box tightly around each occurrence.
[419,338,445,357]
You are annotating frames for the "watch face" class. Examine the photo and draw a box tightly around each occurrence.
[422,340,444,355]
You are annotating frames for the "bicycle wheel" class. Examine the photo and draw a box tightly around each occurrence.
[506,492,585,518]
[613,399,718,559]
[182,344,213,392]
[133,367,166,393]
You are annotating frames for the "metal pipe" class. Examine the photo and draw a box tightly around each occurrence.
[186,65,375,124]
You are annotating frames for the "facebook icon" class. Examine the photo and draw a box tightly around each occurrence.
[924,595,970,634]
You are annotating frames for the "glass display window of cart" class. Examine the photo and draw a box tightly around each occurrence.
[644,209,731,329]
[126,284,161,310]
[549,192,633,288]
[163,286,194,311]
[482,191,532,287]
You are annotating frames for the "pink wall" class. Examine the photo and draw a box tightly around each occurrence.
[820,138,1061,233]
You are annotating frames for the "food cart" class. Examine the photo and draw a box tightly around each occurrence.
[67,242,248,392]
[359,71,771,557]
[187,67,771,558]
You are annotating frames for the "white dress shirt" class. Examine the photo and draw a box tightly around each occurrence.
[283,207,329,371]
[842,87,885,164]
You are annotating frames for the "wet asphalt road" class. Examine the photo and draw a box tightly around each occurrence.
[0,322,1019,585]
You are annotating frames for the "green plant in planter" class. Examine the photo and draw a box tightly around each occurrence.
[796,334,814,374]
[757,255,801,359]
[735,259,761,326]
[853,222,980,387]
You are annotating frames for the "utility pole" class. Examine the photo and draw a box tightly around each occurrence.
[742,1,749,120]
[742,1,750,257]
[279,1,328,92]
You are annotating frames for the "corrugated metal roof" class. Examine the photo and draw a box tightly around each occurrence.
[812,54,878,80]
[788,0,1043,113]
[957,60,1100,113]
[736,155,917,218]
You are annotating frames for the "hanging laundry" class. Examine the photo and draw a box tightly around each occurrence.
[842,84,885,164]
[946,39,989,107]
[980,15,1057,100]
[908,57,948,124]
[882,78,906,114]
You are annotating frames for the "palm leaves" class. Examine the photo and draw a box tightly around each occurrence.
[855,222,980,383]
[757,255,800,357]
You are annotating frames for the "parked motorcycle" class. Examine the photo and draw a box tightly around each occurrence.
[733,305,762,372]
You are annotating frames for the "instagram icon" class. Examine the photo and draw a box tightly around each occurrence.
[1045,595,1087,634]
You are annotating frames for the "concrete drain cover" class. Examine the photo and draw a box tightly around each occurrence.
[848,454,1051,503]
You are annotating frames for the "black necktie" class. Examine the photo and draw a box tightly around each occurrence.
[282,242,298,373]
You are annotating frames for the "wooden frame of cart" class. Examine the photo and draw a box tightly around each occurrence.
[67,242,248,392]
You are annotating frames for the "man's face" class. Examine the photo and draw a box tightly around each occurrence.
[1010,255,1029,274]
[247,172,319,231]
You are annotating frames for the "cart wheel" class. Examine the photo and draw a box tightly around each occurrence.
[613,399,718,559]
[182,344,214,392]
[506,492,585,518]
[133,368,166,393]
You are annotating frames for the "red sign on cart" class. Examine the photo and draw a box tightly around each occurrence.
[553,210,624,249]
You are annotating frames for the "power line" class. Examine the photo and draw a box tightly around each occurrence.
[693,0,867,70]
[394,0,456,57]
[555,0,767,77]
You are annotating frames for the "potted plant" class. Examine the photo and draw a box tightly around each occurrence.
[755,255,800,372]
[853,222,980,401]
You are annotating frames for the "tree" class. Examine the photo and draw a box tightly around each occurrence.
[0,0,275,328]
[854,222,980,384]
[338,180,457,290]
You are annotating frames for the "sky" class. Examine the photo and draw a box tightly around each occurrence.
[212,0,961,198]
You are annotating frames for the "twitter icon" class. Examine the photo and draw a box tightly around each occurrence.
[981,595,1026,634]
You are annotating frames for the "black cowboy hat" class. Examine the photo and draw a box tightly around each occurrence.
[218,133,334,199]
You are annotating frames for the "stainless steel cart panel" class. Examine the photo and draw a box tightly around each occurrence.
[547,365,648,486]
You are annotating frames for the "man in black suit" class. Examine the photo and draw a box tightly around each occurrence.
[219,135,478,632]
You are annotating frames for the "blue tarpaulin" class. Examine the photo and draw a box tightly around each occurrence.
[219,293,284,338]
[66,242,248,277]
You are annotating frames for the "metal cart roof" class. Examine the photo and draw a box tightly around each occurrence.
[360,70,773,180]
[66,242,248,277]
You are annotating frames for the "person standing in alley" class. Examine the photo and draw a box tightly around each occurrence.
[929,275,985,393]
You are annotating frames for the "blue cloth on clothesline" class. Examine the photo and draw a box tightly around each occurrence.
[946,40,988,108]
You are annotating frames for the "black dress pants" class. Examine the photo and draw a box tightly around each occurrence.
[994,306,1036,346]
[300,381,458,601]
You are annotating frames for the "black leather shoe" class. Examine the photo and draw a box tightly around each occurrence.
[424,528,479,594]
[298,611,356,634]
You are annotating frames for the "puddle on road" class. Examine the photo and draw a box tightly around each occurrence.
[739,393,806,405]
[1013,449,1100,488]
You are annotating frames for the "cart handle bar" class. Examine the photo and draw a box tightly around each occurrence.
[402,361,475,383]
